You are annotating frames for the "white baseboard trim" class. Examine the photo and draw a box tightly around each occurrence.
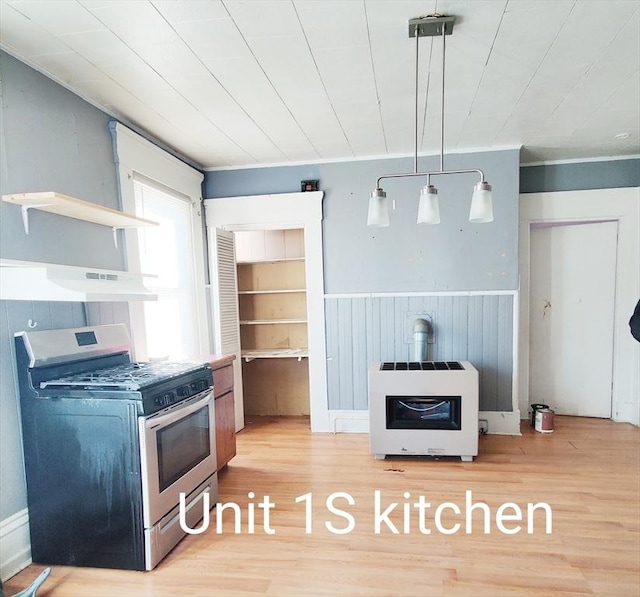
[479,410,522,435]
[327,410,521,435]
[0,508,31,582]
[328,410,369,433]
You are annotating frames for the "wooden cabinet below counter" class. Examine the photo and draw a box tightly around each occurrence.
[205,355,236,471]
[215,390,236,471]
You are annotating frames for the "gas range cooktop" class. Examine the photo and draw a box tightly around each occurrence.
[16,324,214,414]
[40,360,208,391]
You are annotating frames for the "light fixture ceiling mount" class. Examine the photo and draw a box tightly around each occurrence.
[367,14,494,228]
[408,14,455,38]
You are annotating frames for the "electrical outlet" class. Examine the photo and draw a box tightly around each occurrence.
[478,419,488,435]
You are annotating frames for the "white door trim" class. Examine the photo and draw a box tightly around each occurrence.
[204,192,329,431]
[519,187,640,424]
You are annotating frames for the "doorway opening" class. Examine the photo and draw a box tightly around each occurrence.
[528,220,618,418]
[235,229,310,416]
[205,191,329,432]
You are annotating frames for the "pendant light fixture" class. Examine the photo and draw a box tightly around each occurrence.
[367,14,493,227]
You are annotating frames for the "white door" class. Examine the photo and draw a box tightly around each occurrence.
[210,228,244,431]
[529,221,618,417]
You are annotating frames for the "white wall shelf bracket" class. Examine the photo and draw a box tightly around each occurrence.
[21,203,53,235]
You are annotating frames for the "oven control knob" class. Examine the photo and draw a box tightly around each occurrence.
[189,380,207,393]
[177,385,190,398]
[155,392,175,406]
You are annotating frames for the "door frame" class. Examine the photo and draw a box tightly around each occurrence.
[204,191,329,432]
[519,187,640,424]
[527,220,618,417]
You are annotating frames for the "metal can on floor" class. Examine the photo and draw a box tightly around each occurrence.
[529,403,549,427]
[535,408,555,433]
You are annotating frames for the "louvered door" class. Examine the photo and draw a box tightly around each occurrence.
[210,228,244,431]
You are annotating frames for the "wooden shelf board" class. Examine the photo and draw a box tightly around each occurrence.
[236,257,305,265]
[2,191,158,228]
[241,348,308,360]
[239,318,307,325]
[238,289,306,295]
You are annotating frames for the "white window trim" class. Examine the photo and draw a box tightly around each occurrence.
[112,123,209,360]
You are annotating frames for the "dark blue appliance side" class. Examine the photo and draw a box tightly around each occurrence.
[14,336,146,571]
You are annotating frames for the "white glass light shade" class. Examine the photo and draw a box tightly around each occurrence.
[469,181,493,223]
[417,185,440,224]
[367,189,389,227]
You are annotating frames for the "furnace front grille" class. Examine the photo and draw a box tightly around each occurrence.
[380,361,464,371]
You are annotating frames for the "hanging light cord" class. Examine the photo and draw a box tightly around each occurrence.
[369,13,493,227]
[414,30,419,174]
[440,21,445,172]
[374,20,486,191]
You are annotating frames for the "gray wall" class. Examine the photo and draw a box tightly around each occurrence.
[0,51,124,523]
[206,149,521,293]
[520,158,640,193]
[0,52,123,269]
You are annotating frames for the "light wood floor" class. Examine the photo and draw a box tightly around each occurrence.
[5,416,640,597]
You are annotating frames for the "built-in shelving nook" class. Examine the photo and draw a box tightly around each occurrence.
[235,229,310,416]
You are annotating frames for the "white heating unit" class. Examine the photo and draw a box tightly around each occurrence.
[368,361,479,462]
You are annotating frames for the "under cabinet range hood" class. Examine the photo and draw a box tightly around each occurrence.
[0,259,157,302]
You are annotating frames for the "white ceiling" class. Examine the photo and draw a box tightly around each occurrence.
[1,0,639,169]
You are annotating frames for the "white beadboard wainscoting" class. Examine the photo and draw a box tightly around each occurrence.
[324,291,520,435]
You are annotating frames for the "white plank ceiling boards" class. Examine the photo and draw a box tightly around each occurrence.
[1,0,638,168]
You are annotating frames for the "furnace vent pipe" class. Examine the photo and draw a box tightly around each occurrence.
[412,318,432,361]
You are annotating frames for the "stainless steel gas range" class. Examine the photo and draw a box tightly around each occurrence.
[14,324,218,571]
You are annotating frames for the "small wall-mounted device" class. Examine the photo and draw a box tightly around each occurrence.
[301,180,319,192]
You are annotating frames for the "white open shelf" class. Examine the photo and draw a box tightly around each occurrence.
[236,257,305,265]
[2,191,158,245]
[239,318,307,325]
[237,288,306,295]
[241,348,308,362]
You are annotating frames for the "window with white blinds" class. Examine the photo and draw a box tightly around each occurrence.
[134,177,199,360]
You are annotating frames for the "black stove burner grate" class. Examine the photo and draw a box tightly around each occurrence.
[380,361,464,371]
[40,360,208,391]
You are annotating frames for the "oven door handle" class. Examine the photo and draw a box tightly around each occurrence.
[146,391,213,430]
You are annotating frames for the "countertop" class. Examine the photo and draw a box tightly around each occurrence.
[200,354,236,370]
